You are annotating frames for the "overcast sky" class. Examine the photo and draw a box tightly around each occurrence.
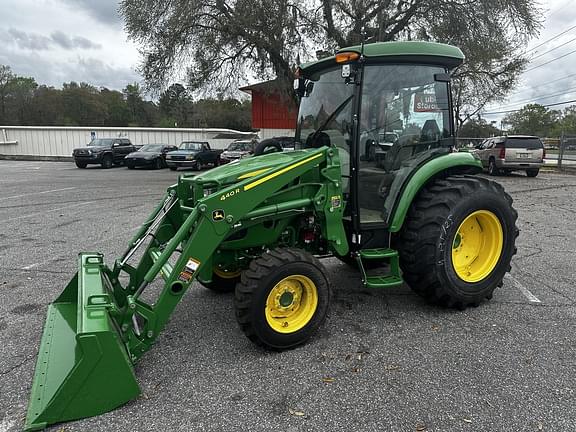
[0,0,574,115]
[0,0,140,91]
[480,0,576,122]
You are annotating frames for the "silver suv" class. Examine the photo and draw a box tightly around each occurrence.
[474,135,544,177]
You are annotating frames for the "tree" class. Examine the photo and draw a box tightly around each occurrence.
[458,118,500,138]
[503,104,558,137]
[5,76,38,125]
[100,88,131,126]
[159,83,192,127]
[61,82,107,126]
[123,83,148,126]
[30,85,65,125]
[0,65,14,123]
[120,0,541,120]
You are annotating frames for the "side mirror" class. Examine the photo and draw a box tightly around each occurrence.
[112,142,119,147]
[294,78,306,97]
[434,73,451,82]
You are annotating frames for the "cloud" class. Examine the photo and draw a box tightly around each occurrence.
[58,0,122,26]
[4,28,52,50]
[51,31,102,50]
[0,46,140,90]
[0,28,101,51]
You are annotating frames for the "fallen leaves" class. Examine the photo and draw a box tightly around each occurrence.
[288,408,305,417]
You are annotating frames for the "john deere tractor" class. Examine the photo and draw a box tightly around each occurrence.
[26,41,518,430]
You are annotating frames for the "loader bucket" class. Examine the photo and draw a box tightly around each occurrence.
[25,253,140,431]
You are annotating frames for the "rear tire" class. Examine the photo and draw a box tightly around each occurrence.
[101,154,113,169]
[398,175,518,309]
[235,248,330,350]
[526,169,539,177]
[75,161,87,168]
[169,167,177,171]
[488,158,499,176]
[154,158,163,170]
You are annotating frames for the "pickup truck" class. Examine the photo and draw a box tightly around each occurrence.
[165,141,223,171]
[72,138,135,169]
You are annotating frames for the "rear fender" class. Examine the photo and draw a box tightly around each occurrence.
[388,152,482,232]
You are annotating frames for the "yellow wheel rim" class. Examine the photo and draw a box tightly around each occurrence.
[451,210,504,283]
[265,275,318,333]
[213,267,241,279]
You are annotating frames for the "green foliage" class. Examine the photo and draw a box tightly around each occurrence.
[458,119,500,138]
[503,104,558,137]
[0,64,252,130]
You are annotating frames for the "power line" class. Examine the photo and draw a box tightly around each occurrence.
[524,47,576,72]
[482,98,576,115]
[507,72,576,98]
[496,85,576,110]
[530,35,576,62]
[525,24,576,54]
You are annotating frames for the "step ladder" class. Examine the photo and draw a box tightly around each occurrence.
[355,248,403,288]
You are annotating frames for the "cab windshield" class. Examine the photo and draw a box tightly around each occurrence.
[180,142,203,150]
[88,139,114,147]
[296,67,354,148]
[139,144,163,152]
[227,142,252,151]
[296,63,452,225]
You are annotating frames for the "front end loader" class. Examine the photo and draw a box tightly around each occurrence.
[26,41,518,430]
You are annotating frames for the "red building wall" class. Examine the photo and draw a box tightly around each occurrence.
[251,91,297,129]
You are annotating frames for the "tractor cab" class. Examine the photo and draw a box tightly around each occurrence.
[296,42,463,248]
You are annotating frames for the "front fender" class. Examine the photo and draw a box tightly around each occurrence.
[388,152,482,232]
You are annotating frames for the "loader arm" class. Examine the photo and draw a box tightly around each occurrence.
[26,146,347,431]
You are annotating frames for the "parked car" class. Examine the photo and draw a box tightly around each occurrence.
[72,138,135,169]
[165,141,223,171]
[220,139,257,164]
[124,144,178,170]
[474,135,545,177]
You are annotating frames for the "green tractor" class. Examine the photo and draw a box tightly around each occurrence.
[25,41,518,430]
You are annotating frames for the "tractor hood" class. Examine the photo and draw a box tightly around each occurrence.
[189,149,319,187]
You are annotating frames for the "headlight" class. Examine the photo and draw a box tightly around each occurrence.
[186,154,195,160]
[166,154,172,159]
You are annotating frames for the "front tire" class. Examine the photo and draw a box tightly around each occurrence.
[75,161,87,168]
[235,248,330,350]
[526,169,539,177]
[398,175,518,309]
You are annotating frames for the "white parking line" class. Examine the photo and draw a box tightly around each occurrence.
[0,201,93,223]
[505,273,542,303]
[1,187,76,200]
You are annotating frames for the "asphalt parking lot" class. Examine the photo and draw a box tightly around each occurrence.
[0,161,575,432]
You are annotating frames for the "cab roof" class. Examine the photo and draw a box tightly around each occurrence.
[300,41,464,75]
